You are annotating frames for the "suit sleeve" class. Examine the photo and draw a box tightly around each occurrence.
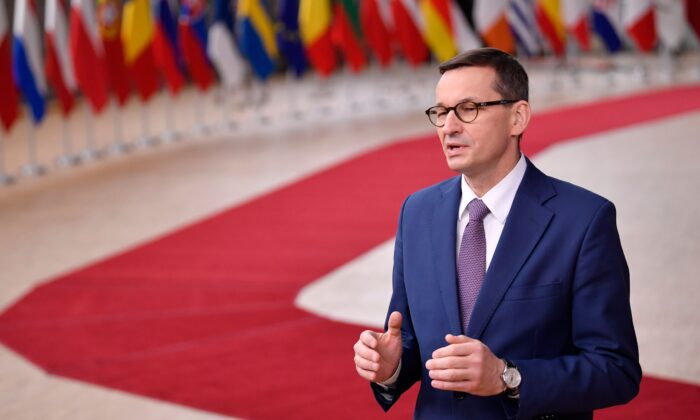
[514,200,642,419]
[371,197,423,411]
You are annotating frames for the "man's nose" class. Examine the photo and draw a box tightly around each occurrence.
[442,109,463,134]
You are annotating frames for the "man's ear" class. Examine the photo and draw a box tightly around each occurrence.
[510,100,531,137]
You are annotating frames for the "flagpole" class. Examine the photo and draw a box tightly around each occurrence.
[80,103,102,161]
[20,121,47,177]
[137,100,157,147]
[55,115,81,167]
[220,84,237,131]
[0,130,15,186]
[108,98,131,155]
[162,94,181,142]
[193,90,211,137]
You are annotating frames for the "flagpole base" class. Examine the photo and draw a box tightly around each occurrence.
[191,124,212,138]
[20,163,47,177]
[107,142,133,156]
[135,136,159,148]
[55,154,82,168]
[79,148,104,162]
[160,130,183,143]
[0,173,15,186]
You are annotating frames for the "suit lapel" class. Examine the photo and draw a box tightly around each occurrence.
[431,176,463,336]
[466,160,556,339]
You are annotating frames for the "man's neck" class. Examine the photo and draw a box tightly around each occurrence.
[463,152,521,197]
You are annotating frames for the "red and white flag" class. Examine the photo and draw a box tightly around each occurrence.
[45,0,77,116]
[69,0,110,113]
[562,0,592,51]
[0,2,19,131]
[622,0,657,51]
[654,0,687,50]
[390,0,429,66]
[474,0,515,53]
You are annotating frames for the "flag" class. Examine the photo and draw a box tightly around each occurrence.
[12,0,46,123]
[450,0,481,53]
[361,0,394,66]
[592,0,624,53]
[276,0,308,76]
[622,0,656,51]
[69,0,110,113]
[153,0,185,95]
[420,0,458,62]
[179,0,215,90]
[654,0,687,51]
[331,0,366,72]
[209,0,247,88]
[45,0,77,116]
[390,0,429,66]
[97,0,131,105]
[237,0,278,80]
[122,0,160,101]
[562,0,591,51]
[474,0,515,53]
[535,0,566,55]
[0,2,19,131]
[689,0,700,39]
[507,0,543,56]
[299,0,336,76]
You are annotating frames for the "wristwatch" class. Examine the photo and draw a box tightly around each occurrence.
[501,359,521,399]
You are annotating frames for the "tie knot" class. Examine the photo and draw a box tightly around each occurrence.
[467,199,490,222]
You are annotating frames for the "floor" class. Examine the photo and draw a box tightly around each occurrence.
[1,53,699,419]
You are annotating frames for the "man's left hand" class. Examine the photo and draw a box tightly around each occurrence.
[425,334,506,396]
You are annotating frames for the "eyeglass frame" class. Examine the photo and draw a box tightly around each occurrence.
[424,99,520,127]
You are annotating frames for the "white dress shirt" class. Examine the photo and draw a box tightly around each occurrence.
[457,154,527,270]
[379,154,527,389]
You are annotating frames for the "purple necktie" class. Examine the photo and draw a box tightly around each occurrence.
[457,198,490,333]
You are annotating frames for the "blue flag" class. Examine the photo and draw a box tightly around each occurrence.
[592,2,623,53]
[276,0,307,77]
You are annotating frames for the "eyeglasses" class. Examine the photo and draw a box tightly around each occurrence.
[425,99,519,127]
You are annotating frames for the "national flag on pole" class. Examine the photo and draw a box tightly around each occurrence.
[562,0,591,51]
[450,0,481,53]
[97,0,131,105]
[592,0,624,53]
[209,0,247,88]
[276,0,308,76]
[1,2,20,131]
[122,0,160,101]
[474,0,515,53]
[70,0,110,113]
[45,0,77,116]
[361,0,393,66]
[12,0,47,123]
[507,0,542,56]
[331,0,367,72]
[689,0,700,40]
[535,0,566,55]
[153,0,185,95]
[299,0,336,77]
[654,0,687,51]
[390,0,429,66]
[622,0,656,52]
[237,0,279,80]
[179,0,215,90]
[419,0,458,62]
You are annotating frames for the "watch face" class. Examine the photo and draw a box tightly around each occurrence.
[503,368,522,388]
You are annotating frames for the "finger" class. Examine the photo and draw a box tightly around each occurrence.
[428,367,469,382]
[445,334,473,344]
[430,379,471,392]
[354,341,380,363]
[432,342,475,359]
[426,356,470,371]
[359,330,379,348]
[356,365,379,382]
[387,311,403,337]
[354,354,380,372]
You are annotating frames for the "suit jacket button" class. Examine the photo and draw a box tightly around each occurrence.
[454,392,465,400]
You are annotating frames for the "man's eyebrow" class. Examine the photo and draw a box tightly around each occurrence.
[435,97,477,106]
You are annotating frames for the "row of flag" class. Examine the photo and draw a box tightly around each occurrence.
[2,0,700,136]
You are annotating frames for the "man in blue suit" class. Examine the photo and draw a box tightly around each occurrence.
[353,48,641,419]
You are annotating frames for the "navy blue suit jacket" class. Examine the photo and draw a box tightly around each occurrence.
[372,159,641,419]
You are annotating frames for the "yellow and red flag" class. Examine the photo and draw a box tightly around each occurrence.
[299,0,336,77]
[419,0,457,62]
[121,0,160,101]
[535,0,566,55]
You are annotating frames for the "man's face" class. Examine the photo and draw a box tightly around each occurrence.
[434,66,519,179]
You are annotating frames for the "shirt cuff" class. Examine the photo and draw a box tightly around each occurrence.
[376,359,402,389]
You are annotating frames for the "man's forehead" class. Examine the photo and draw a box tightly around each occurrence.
[436,66,498,99]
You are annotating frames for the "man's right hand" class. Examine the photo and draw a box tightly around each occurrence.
[353,311,403,384]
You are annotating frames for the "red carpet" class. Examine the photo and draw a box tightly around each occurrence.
[1,85,700,419]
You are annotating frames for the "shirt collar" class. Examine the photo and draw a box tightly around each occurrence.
[458,154,527,224]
